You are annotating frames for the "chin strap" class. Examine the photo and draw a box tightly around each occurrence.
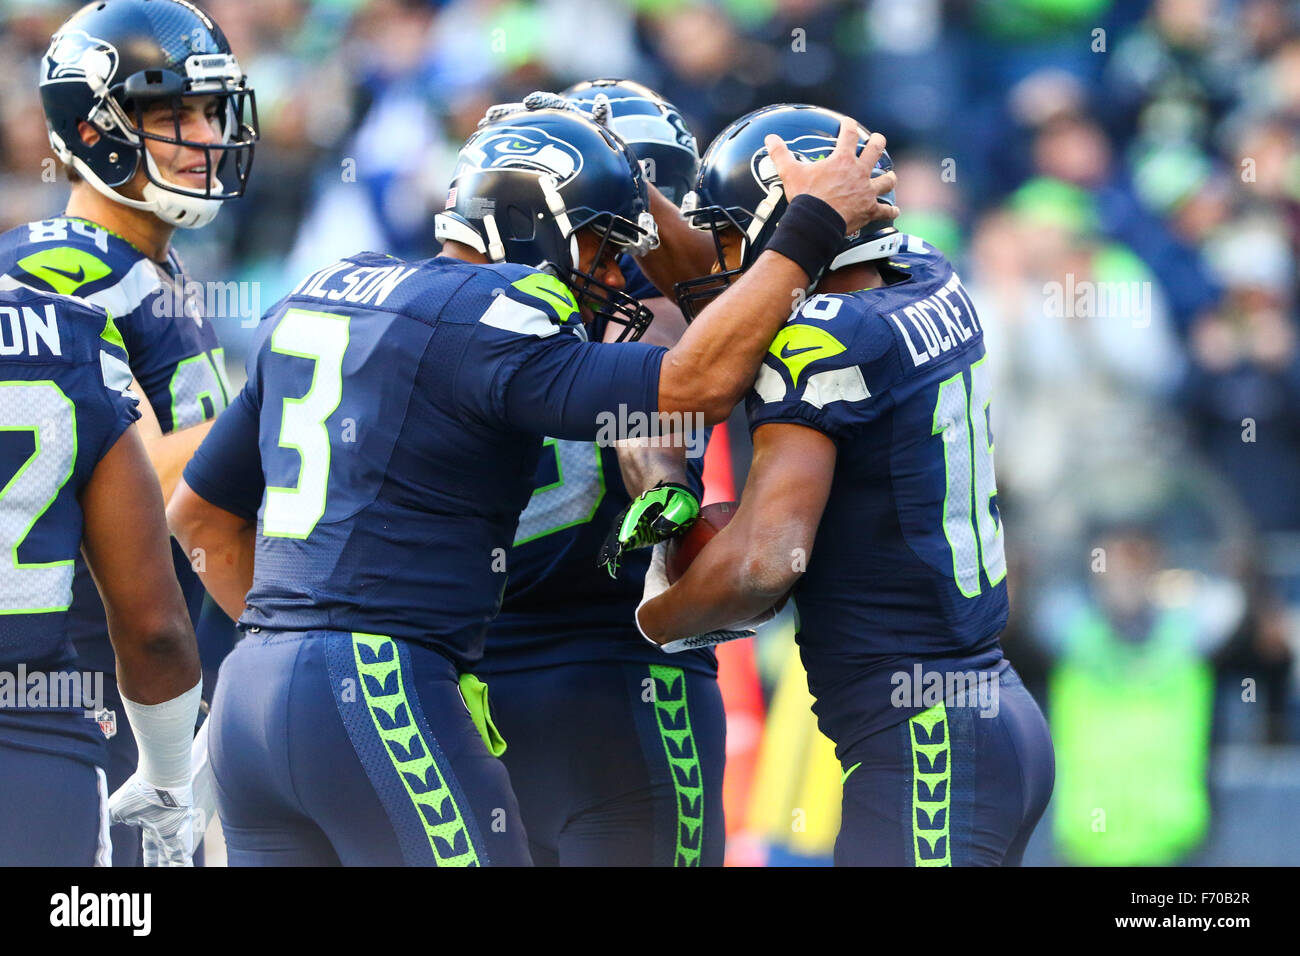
[59,137,224,229]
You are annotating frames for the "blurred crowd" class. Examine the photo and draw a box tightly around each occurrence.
[3,0,1300,864]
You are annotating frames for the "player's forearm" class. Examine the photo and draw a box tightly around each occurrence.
[91,529,200,705]
[658,249,810,422]
[143,418,215,503]
[614,441,689,496]
[81,427,201,704]
[110,613,202,706]
[168,479,256,621]
[639,519,795,643]
[191,526,254,622]
[634,187,717,303]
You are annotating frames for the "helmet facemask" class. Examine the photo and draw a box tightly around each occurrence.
[564,211,657,343]
[436,167,658,343]
[674,116,902,319]
[117,61,259,204]
[47,49,258,228]
[674,181,783,321]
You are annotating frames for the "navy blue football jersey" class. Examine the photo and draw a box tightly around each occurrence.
[183,252,667,669]
[746,236,1008,748]
[483,255,711,674]
[482,436,714,676]
[0,217,232,674]
[0,282,139,764]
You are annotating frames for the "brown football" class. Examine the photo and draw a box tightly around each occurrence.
[665,500,794,615]
[666,501,736,584]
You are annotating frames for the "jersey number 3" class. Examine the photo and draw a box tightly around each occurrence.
[262,310,350,539]
[932,355,1005,597]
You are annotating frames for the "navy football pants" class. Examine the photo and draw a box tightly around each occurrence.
[488,661,725,866]
[94,675,140,867]
[835,665,1054,866]
[210,629,531,866]
[0,738,106,865]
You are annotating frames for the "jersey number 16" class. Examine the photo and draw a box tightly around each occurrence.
[932,354,1005,597]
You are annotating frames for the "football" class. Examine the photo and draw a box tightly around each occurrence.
[666,501,737,584]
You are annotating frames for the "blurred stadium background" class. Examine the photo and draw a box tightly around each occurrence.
[4,0,1300,865]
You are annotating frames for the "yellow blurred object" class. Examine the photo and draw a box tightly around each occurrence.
[746,634,842,857]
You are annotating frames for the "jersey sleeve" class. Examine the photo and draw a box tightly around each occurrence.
[181,379,264,521]
[77,308,142,467]
[745,294,888,441]
[501,336,664,439]
[450,267,666,439]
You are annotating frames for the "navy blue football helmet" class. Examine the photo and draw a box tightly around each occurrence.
[40,0,258,229]
[562,78,700,205]
[675,104,898,319]
[436,108,659,342]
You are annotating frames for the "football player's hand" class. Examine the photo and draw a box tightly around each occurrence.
[599,481,700,578]
[766,121,898,235]
[634,543,762,653]
[108,775,201,867]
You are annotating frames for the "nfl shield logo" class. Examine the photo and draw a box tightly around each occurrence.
[95,708,117,739]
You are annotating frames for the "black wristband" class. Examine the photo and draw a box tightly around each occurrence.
[765,194,847,284]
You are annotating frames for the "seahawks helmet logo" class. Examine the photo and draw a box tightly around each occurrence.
[751,134,839,190]
[461,127,585,186]
[42,30,119,87]
[666,111,697,152]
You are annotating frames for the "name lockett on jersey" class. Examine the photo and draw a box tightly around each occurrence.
[889,271,983,369]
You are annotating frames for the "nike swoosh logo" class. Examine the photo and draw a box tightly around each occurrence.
[41,265,86,283]
[779,344,822,360]
[536,284,576,312]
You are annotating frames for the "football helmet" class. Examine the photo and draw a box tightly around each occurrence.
[562,78,700,205]
[675,104,898,319]
[436,108,659,342]
[40,0,258,229]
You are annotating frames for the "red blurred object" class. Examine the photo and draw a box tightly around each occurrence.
[698,423,768,865]
[699,420,734,507]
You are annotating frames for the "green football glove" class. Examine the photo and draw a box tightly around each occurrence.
[598,481,700,578]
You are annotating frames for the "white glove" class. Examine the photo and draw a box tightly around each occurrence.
[635,543,767,653]
[108,777,202,867]
[189,718,218,849]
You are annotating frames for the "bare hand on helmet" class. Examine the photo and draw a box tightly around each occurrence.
[764,121,898,235]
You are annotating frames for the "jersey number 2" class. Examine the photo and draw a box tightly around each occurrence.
[262,310,350,539]
[932,355,1005,597]
[513,438,605,545]
[0,381,76,613]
